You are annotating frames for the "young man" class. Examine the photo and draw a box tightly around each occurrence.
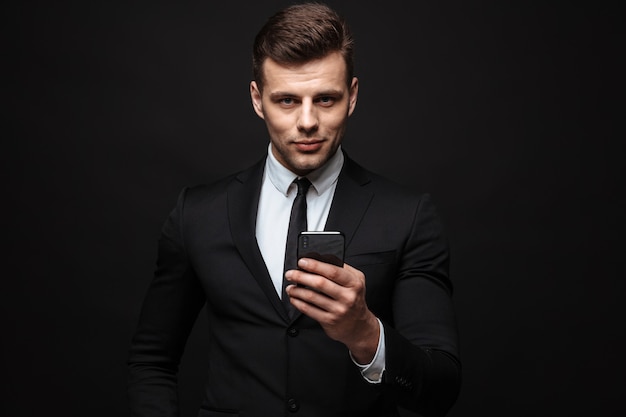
[128,3,460,416]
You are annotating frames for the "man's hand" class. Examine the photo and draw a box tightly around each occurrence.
[285,258,380,364]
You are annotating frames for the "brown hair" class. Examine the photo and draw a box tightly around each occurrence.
[252,2,354,92]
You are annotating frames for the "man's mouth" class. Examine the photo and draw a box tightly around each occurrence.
[294,140,324,152]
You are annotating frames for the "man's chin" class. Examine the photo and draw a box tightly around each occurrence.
[290,155,328,175]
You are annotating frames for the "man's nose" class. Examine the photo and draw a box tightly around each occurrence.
[297,101,319,132]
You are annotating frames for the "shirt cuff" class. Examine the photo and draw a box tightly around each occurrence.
[350,318,386,384]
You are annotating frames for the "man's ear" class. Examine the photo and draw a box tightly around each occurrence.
[348,77,359,116]
[250,81,265,119]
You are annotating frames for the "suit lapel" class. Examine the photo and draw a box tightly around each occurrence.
[325,155,374,250]
[227,159,290,322]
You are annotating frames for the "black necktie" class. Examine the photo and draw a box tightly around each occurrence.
[282,177,312,318]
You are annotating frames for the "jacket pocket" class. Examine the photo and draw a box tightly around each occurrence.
[345,250,396,266]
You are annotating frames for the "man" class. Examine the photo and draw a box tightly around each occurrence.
[128,3,460,416]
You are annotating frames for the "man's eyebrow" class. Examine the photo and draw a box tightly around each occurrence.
[315,89,343,97]
[268,89,344,100]
[268,91,296,100]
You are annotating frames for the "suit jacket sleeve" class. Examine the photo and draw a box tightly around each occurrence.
[381,193,461,416]
[127,187,206,416]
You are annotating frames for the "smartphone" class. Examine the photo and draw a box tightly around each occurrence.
[297,231,345,267]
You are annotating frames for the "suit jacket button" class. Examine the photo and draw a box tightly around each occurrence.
[287,398,300,412]
[287,327,299,337]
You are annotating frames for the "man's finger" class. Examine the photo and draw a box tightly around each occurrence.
[297,258,346,284]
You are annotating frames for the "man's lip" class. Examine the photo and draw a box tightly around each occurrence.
[294,140,324,151]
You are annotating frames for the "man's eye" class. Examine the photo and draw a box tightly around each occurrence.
[280,98,295,105]
[318,96,335,106]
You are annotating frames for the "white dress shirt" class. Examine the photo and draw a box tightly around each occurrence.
[255,143,385,383]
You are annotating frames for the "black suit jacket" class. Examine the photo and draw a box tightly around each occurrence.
[128,154,461,417]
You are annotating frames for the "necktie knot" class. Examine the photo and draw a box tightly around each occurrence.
[294,177,312,196]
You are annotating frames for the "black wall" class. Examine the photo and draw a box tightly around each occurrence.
[6,1,624,416]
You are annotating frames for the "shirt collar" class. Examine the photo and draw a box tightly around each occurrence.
[265,143,344,196]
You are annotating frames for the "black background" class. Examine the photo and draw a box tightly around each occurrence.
[6,1,624,416]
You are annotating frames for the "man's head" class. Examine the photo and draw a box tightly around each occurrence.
[250,2,358,176]
[252,2,354,93]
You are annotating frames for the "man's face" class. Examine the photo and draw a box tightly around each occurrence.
[250,52,358,176]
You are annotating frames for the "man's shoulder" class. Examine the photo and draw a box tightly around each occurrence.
[342,156,429,200]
